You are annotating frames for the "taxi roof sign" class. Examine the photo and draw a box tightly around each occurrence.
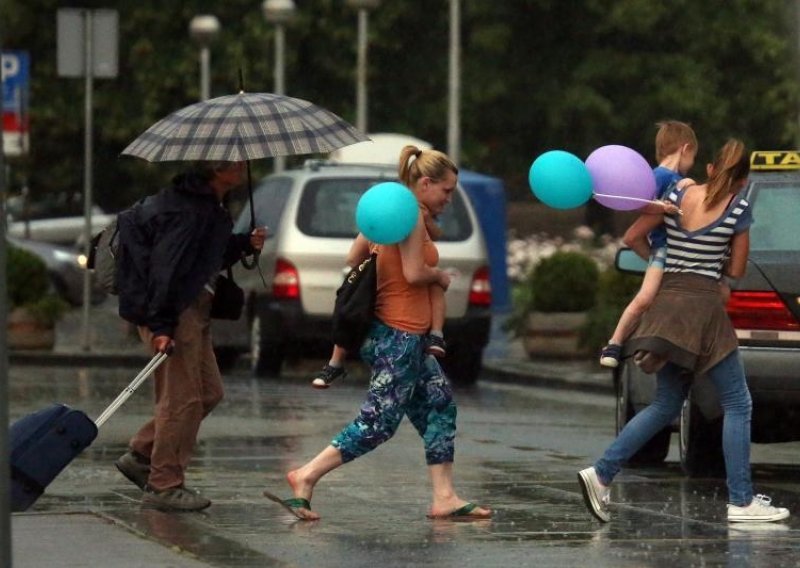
[750,151,800,170]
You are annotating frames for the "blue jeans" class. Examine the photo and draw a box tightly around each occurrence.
[595,350,753,505]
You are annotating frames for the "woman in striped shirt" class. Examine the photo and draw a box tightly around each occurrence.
[578,139,790,524]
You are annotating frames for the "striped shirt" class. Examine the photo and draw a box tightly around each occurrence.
[663,187,753,281]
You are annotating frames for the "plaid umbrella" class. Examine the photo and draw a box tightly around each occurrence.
[121,92,369,162]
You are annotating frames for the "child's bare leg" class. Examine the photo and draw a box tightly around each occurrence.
[609,266,663,344]
[426,284,447,357]
[430,284,445,334]
[600,266,662,368]
[609,266,663,345]
[329,344,347,367]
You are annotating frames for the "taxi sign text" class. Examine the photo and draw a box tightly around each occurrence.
[750,151,800,171]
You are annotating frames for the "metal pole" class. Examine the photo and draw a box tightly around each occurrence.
[447,0,461,165]
[274,24,286,172]
[797,0,800,147]
[355,9,368,133]
[0,20,12,565]
[81,10,94,352]
[200,45,210,101]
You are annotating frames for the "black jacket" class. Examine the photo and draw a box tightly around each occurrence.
[117,172,254,337]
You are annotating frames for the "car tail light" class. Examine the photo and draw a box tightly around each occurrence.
[726,291,800,331]
[273,258,300,299]
[468,266,492,307]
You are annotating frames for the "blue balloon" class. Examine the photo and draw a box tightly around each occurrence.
[356,182,419,244]
[528,150,593,209]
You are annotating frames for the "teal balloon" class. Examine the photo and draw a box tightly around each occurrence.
[528,150,593,209]
[356,182,419,244]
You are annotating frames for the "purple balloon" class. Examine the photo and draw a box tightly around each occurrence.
[585,145,657,211]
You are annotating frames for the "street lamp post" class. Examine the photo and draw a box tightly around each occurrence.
[447,0,461,165]
[263,0,296,172]
[346,0,381,134]
[189,15,221,101]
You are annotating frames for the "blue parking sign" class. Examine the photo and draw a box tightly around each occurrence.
[3,50,30,113]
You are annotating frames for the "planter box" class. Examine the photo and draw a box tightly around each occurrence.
[8,307,55,350]
[523,311,590,359]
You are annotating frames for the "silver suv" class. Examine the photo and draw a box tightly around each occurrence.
[213,160,493,384]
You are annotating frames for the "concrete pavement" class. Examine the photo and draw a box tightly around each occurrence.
[8,304,613,567]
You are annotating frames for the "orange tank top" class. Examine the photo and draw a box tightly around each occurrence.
[373,229,439,334]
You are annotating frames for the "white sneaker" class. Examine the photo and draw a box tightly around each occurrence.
[727,494,790,523]
[578,467,611,522]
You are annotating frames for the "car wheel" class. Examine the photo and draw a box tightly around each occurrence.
[615,362,671,465]
[679,393,725,478]
[442,343,482,386]
[250,314,284,377]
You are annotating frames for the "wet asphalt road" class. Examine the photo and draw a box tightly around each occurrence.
[8,362,800,567]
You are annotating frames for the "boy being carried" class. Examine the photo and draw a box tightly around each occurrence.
[599,120,697,368]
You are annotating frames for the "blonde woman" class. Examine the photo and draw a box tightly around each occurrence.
[265,146,491,521]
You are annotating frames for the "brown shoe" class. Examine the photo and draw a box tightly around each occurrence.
[115,451,150,491]
[142,485,211,512]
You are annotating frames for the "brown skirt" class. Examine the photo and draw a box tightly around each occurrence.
[622,272,738,375]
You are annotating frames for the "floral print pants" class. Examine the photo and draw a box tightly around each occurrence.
[331,321,457,465]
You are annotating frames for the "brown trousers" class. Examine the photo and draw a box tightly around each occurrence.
[130,291,224,491]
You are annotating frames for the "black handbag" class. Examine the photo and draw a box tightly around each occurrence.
[331,252,377,351]
[210,267,245,320]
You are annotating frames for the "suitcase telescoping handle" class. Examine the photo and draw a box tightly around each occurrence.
[94,352,169,428]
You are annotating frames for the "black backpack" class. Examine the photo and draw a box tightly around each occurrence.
[331,252,378,352]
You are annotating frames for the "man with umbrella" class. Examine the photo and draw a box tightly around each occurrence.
[115,90,368,510]
[115,160,267,511]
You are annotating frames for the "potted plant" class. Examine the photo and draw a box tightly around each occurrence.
[7,243,69,350]
[509,251,600,359]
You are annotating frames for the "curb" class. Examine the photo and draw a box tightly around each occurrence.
[10,350,150,368]
[10,350,616,396]
[481,360,614,395]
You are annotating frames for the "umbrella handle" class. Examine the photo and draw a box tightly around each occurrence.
[247,161,256,230]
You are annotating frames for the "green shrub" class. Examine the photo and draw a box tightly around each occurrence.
[579,267,644,351]
[504,251,600,338]
[529,251,599,312]
[7,244,69,325]
[7,245,49,307]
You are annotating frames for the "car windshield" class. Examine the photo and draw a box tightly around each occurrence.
[296,177,473,241]
[747,182,800,253]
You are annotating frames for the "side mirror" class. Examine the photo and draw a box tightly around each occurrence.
[615,248,648,274]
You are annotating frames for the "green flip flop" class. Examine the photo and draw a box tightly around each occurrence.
[427,502,492,521]
[263,490,314,520]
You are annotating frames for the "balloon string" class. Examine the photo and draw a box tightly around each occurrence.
[592,193,659,204]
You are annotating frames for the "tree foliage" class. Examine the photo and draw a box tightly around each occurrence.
[2,0,798,209]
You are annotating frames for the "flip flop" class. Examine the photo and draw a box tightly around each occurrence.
[263,490,315,521]
[427,502,492,521]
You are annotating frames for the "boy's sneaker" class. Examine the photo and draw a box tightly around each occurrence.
[142,485,211,512]
[599,343,622,368]
[311,364,347,389]
[727,495,790,523]
[577,467,611,523]
[115,450,150,491]
[426,335,447,358]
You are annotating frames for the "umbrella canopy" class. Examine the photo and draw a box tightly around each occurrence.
[121,92,369,162]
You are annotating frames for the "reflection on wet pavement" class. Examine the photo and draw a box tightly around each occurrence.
[9,365,800,567]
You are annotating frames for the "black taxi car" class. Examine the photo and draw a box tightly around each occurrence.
[614,150,800,476]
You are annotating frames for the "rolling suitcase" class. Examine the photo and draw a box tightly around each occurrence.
[10,352,168,512]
